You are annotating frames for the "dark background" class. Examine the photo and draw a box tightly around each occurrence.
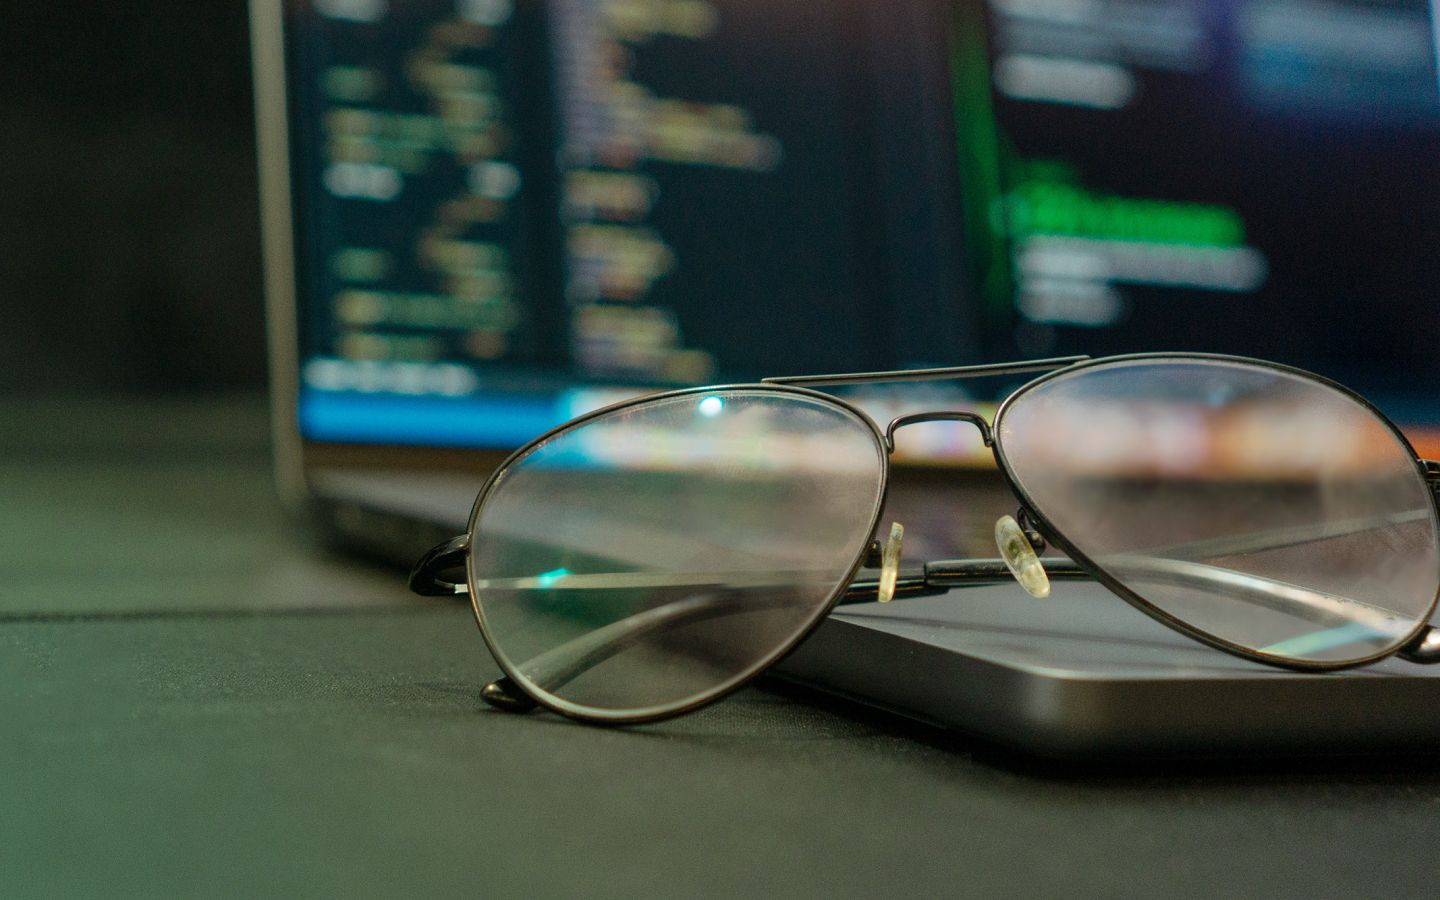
[1,4,265,393]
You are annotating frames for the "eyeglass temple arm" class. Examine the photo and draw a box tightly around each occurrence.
[410,537,845,713]
[840,558,1092,600]
[882,556,1440,664]
[474,552,1440,714]
[411,531,1440,714]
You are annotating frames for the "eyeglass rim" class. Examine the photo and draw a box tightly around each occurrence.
[989,351,1440,672]
[462,381,893,724]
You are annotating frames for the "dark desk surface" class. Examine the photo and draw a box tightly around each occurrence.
[5,396,1439,898]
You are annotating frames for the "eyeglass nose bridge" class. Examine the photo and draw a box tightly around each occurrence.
[883,411,993,453]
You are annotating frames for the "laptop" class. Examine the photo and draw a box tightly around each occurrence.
[251,0,1440,755]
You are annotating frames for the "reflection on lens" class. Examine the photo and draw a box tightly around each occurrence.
[468,389,886,719]
[997,358,1439,665]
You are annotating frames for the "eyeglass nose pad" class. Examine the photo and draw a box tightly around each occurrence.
[876,521,905,604]
[995,515,1050,598]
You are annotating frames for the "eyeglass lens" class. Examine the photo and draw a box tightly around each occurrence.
[998,358,1440,664]
[466,390,886,718]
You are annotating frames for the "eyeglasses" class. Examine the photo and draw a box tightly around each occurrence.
[411,353,1440,724]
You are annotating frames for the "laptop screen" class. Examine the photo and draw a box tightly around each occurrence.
[276,0,1440,460]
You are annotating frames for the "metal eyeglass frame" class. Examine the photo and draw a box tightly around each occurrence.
[411,352,1440,724]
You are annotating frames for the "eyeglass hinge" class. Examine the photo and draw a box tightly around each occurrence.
[1399,626,1440,664]
[481,676,541,712]
[408,534,470,596]
[1422,459,1440,487]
